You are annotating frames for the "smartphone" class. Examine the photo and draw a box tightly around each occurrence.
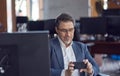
[73,62,87,69]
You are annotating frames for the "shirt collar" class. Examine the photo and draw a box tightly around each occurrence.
[57,36,73,48]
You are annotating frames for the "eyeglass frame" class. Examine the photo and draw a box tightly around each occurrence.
[57,27,75,33]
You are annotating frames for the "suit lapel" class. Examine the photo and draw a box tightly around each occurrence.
[72,42,84,62]
[54,38,64,68]
[72,42,86,76]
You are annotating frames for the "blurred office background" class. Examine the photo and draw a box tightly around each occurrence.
[1,0,120,76]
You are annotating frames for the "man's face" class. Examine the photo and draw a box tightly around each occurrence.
[56,21,74,46]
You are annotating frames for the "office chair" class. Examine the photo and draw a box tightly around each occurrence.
[44,19,56,38]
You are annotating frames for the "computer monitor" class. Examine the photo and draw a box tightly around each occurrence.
[80,17,107,35]
[16,16,28,23]
[0,31,50,76]
[102,9,120,16]
[27,20,44,31]
[106,16,120,36]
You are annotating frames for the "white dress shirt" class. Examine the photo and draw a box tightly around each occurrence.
[57,37,79,76]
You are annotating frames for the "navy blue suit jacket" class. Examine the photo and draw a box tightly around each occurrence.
[50,37,99,76]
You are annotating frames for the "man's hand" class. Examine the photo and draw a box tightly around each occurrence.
[65,60,93,76]
[80,59,93,74]
[65,62,74,76]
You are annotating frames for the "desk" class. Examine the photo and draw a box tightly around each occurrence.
[87,41,120,55]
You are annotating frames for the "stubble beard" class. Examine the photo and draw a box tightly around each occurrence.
[64,37,72,46]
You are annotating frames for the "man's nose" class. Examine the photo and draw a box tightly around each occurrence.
[65,31,71,36]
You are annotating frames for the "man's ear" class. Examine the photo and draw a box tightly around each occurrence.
[55,27,58,34]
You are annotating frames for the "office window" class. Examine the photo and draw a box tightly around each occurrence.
[15,0,43,20]
[15,0,27,16]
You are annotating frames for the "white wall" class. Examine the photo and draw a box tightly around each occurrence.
[43,0,89,20]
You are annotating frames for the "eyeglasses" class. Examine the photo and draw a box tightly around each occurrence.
[58,28,74,33]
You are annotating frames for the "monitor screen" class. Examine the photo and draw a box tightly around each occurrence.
[0,31,50,76]
[80,17,107,35]
[27,20,44,31]
[107,16,120,36]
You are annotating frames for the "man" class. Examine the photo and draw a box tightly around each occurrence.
[49,13,99,76]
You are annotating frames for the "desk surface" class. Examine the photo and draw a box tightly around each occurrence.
[86,41,120,55]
